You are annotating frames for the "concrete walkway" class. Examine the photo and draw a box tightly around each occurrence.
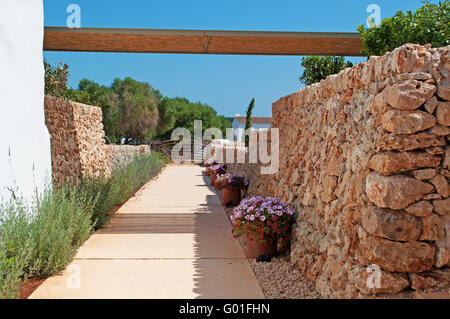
[30,164,264,299]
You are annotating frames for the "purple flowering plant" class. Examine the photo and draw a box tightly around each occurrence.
[230,196,296,244]
[214,173,249,190]
[204,158,218,167]
[207,164,227,175]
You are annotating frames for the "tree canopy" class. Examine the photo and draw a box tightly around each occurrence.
[157,97,231,140]
[358,0,449,57]
[44,61,231,144]
[299,56,353,86]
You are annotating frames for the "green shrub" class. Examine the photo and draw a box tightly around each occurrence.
[299,56,353,86]
[358,0,450,57]
[0,152,169,298]
[26,187,96,278]
[0,187,94,297]
[0,200,35,299]
[80,152,169,230]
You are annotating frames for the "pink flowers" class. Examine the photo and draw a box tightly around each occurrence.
[229,196,296,243]
[209,164,227,175]
[204,158,218,167]
[214,173,249,190]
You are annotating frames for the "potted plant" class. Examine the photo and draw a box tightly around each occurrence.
[209,164,226,186]
[214,173,248,206]
[229,196,296,258]
[204,158,218,176]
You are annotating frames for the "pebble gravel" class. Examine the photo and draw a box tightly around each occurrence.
[224,207,321,299]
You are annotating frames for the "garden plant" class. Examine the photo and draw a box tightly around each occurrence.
[230,196,296,258]
[0,152,169,298]
[214,174,249,206]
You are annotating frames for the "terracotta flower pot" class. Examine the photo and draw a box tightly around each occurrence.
[205,170,211,176]
[210,173,217,186]
[245,232,277,258]
[222,187,241,206]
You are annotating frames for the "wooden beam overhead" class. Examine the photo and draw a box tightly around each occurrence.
[44,27,364,56]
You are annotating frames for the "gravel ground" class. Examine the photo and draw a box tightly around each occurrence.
[224,206,321,299]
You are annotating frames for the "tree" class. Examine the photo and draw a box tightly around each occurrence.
[357,0,449,57]
[43,61,231,144]
[155,97,232,140]
[299,56,353,86]
[156,97,177,137]
[44,61,70,97]
[77,79,120,142]
[244,98,255,147]
[111,78,160,144]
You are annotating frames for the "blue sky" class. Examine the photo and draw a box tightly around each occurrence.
[43,0,427,117]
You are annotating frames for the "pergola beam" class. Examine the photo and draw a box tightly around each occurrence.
[44,27,364,56]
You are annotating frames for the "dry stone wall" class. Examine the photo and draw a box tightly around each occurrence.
[228,44,450,298]
[107,144,151,170]
[44,95,111,185]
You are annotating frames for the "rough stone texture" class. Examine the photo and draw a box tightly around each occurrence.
[436,102,450,126]
[435,216,450,267]
[413,169,437,180]
[409,269,450,291]
[419,214,445,241]
[358,228,436,273]
[424,96,438,114]
[383,80,436,110]
[377,132,446,151]
[437,79,450,100]
[348,264,410,295]
[382,110,436,134]
[433,198,450,216]
[445,148,450,169]
[423,193,443,200]
[405,201,434,217]
[369,152,440,175]
[44,95,111,185]
[430,125,450,136]
[107,144,151,170]
[227,44,450,298]
[429,175,450,197]
[366,172,434,209]
[361,206,422,241]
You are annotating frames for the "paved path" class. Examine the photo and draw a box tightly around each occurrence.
[30,164,264,299]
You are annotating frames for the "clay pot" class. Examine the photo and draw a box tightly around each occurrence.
[222,188,241,206]
[210,173,217,186]
[245,232,277,258]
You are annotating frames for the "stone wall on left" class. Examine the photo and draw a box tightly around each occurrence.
[44,95,111,185]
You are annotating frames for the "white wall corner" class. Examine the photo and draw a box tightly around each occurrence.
[0,0,51,203]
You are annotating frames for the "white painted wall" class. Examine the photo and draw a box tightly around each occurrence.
[0,0,51,203]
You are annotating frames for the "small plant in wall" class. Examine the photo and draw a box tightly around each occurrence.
[230,196,296,258]
[214,174,249,206]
